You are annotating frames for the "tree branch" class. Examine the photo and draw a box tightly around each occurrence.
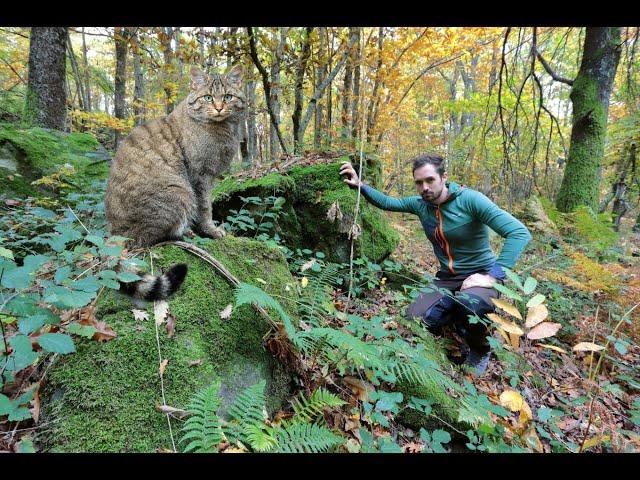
[534,47,574,86]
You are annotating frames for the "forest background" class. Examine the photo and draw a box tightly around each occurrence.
[0,26,639,454]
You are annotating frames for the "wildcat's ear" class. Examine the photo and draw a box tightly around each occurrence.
[225,64,244,86]
[190,66,208,90]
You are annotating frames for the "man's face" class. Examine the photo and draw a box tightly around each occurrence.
[413,164,447,202]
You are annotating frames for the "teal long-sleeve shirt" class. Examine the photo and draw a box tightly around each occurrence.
[360,182,532,279]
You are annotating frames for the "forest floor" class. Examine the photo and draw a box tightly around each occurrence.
[331,213,640,453]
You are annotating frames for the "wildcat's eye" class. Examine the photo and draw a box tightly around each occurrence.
[203,95,212,102]
[224,94,233,102]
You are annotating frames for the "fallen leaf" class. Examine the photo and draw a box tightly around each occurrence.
[220,304,233,320]
[29,386,41,423]
[255,278,267,285]
[300,259,317,272]
[132,309,149,322]
[487,313,524,335]
[222,446,247,453]
[500,390,524,412]
[154,301,169,326]
[155,403,188,419]
[536,344,568,354]
[93,321,117,342]
[572,342,605,352]
[491,298,522,320]
[159,359,168,376]
[4,199,21,206]
[301,277,309,288]
[165,314,176,338]
[188,359,204,367]
[157,448,175,453]
[404,441,424,453]
[521,423,544,452]
[519,399,533,426]
[581,435,610,451]
[343,376,373,402]
[526,322,562,340]
[509,332,521,349]
[345,438,361,453]
[382,320,398,330]
[525,304,549,328]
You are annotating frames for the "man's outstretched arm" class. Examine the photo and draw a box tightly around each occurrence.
[339,162,419,214]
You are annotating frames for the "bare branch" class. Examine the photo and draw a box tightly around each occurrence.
[535,47,574,86]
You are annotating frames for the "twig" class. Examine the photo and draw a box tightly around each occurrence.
[66,206,90,234]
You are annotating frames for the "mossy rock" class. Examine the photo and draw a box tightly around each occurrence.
[211,162,400,264]
[0,122,109,198]
[37,236,296,452]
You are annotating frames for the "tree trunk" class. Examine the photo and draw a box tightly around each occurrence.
[350,27,361,140]
[114,27,130,148]
[269,28,286,162]
[66,35,86,111]
[132,30,146,126]
[314,28,327,149]
[161,27,176,115]
[556,27,622,213]
[81,27,92,112]
[244,78,257,168]
[292,27,314,153]
[366,27,384,144]
[24,27,68,130]
[326,29,334,148]
[341,28,354,140]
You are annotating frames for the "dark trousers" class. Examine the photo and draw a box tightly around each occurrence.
[405,272,498,352]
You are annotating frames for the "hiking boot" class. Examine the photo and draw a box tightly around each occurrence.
[464,346,491,376]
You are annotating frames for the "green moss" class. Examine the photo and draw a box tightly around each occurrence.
[0,122,107,197]
[38,236,296,452]
[211,162,399,264]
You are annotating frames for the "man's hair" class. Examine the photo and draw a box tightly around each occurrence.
[411,155,446,176]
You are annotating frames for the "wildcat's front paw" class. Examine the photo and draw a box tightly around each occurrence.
[195,222,227,239]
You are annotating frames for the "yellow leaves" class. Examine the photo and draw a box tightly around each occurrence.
[536,344,568,354]
[499,390,524,412]
[572,342,605,352]
[300,277,309,288]
[526,322,562,340]
[581,435,611,451]
[154,300,169,326]
[525,304,548,328]
[490,298,522,320]
[487,313,523,336]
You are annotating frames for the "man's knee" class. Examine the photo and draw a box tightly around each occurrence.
[420,296,456,333]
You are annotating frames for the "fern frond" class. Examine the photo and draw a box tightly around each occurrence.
[290,387,346,425]
[300,263,342,320]
[179,383,224,453]
[301,327,385,370]
[244,423,277,452]
[228,380,267,425]
[234,282,302,349]
[274,422,344,453]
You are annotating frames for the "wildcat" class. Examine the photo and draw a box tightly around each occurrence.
[105,64,245,300]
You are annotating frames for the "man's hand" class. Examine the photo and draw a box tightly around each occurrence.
[339,162,363,188]
[460,273,497,290]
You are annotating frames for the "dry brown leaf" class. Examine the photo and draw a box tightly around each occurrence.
[526,322,561,340]
[525,304,549,328]
[404,441,424,453]
[487,313,524,335]
[490,298,522,320]
[154,300,169,326]
[188,359,204,367]
[572,342,605,352]
[509,332,521,349]
[521,423,544,452]
[159,359,169,376]
[93,321,117,342]
[155,403,188,419]
[29,385,41,423]
[343,376,373,402]
[219,304,233,320]
[132,309,149,322]
[156,448,176,453]
[165,314,176,338]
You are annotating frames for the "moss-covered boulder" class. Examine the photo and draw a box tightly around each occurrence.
[211,162,400,264]
[0,122,109,197]
[37,236,296,452]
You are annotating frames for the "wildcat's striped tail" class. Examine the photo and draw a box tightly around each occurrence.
[119,264,188,301]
